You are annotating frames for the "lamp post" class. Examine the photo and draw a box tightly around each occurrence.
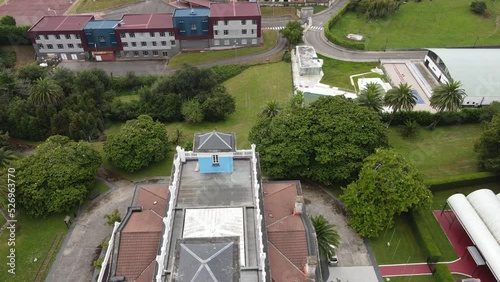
[473,36,479,48]
[47,8,57,16]
[234,40,238,64]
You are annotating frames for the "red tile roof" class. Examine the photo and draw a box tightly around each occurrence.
[264,182,309,280]
[180,0,210,8]
[209,2,261,18]
[116,13,174,30]
[136,184,169,216]
[116,230,161,280]
[29,15,94,32]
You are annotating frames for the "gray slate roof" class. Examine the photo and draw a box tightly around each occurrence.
[193,132,236,152]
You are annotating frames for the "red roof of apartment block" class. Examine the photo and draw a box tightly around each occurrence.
[264,182,309,281]
[29,15,94,32]
[209,2,261,18]
[116,13,174,30]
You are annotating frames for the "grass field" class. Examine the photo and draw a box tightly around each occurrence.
[319,54,384,90]
[260,6,299,18]
[168,30,278,68]
[387,275,469,282]
[330,0,500,50]
[388,124,483,180]
[69,0,140,13]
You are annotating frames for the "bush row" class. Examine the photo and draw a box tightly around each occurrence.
[110,72,159,92]
[381,108,492,126]
[426,171,500,191]
[408,210,442,263]
[324,4,365,50]
[0,49,16,68]
[0,25,30,45]
[210,64,249,84]
[432,264,455,282]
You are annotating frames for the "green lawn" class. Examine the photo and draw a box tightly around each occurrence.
[433,182,500,210]
[69,0,140,13]
[0,212,68,282]
[388,124,483,180]
[260,6,299,18]
[168,30,278,68]
[319,54,384,91]
[312,5,328,14]
[330,0,500,50]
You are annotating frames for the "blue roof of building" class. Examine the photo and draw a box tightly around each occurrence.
[173,8,209,17]
[84,20,120,30]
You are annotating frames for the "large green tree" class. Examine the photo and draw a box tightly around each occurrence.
[474,114,500,171]
[104,115,169,172]
[429,79,466,128]
[29,77,64,106]
[340,148,432,237]
[311,215,340,261]
[16,63,47,82]
[357,82,384,113]
[281,21,304,46]
[359,0,401,18]
[249,96,388,184]
[384,82,416,125]
[16,135,101,217]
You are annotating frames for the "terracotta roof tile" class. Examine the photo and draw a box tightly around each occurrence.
[263,183,297,225]
[116,231,161,280]
[135,260,156,282]
[267,243,307,282]
[135,184,168,216]
[122,210,163,233]
[268,230,308,268]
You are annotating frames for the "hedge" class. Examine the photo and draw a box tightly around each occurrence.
[381,108,486,126]
[433,264,455,282]
[324,4,366,50]
[426,171,500,191]
[408,210,442,263]
[0,25,30,45]
[209,64,249,83]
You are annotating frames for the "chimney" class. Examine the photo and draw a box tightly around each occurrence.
[303,256,317,279]
[294,195,304,215]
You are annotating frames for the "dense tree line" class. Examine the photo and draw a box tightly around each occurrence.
[0,15,30,45]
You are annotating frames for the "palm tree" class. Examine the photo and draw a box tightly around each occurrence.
[0,147,16,169]
[260,100,282,119]
[311,215,341,261]
[357,82,384,113]
[29,77,64,106]
[429,79,466,128]
[384,82,417,126]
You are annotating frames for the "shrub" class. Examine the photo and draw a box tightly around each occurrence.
[470,1,487,14]
[381,109,483,126]
[210,64,249,83]
[0,25,30,45]
[93,257,104,269]
[479,101,500,122]
[359,0,401,19]
[432,264,454,281]
[104,209,121,226]
[0,15,16,26]
[0,49,16,69]
[400,119,419,138]
[181,99,204,124]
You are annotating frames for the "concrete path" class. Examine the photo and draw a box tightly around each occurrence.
[328,266,380,282]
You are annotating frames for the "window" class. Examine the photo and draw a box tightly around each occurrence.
[202,19,208,23]
[178,20,184,24]
[251,29,255,35]
[122,42,128,47]
[44,35,49,40]
[252,39,257,44]
[162,51,168,57]
[242,39,247,45]
[214,40,220,46]
[159,32,165,37]
[37,44,44,49]
[68,43,74,48]
[212,155,219,165]
[252,20,257,25]
[223,30,228,35]
[129,33,135,38]
[57,44,63,49]
[133,51,139,57]
[242,29,247,35]
[141,42,147,46]
[180,30,186,33]
[241,20,246,25]
[98,36,105,43]
[55,35,60,39]
[161,41,167,46]
[214,30,219,36]
[35,35,40,40]
[170,40,176,46]
[153,50,159,56]
[213,20,218,26]
[77,43,82,48]
[131,42,137,47]
[169,32,174,36]
[143,51,149,55]
[224,40,229,45]
[152,41,157,46]
[190,24,197,30]
[120,33,126,38]
[224,20,228,25]
[75,34,80,39]
[65,34,71,39]
[47,44,53,49]
[150,32,155,37]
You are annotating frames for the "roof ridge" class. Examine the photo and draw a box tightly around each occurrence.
[265,182,295,196]
[141,185,168,201]
[268,241,304,273]
[134,259,156,281]
[266,212,294,228]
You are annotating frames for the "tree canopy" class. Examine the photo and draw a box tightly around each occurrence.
[249,96,389,184]
[16,135,101,217]
[311,215,340,260]
[104,115,169,172]
[340,148,432,237]
[384,82,416,125]
[357,82,384,113]
[474,114,500,171]
[281,21,304,46]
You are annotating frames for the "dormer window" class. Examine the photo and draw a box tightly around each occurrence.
[212,155,219,166]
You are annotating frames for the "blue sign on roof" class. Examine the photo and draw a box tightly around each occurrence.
[84,20,120,30]
[174,8,209,17]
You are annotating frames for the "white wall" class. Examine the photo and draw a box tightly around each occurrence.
[120,31,177,51]
[34,33,84,52]
[212,19,258,39]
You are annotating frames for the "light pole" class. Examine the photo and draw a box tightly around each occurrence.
[47,8,57,16]
[233,40,238,64]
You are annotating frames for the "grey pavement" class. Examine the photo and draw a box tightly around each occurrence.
[328,266,380,282]
[58,33,286,75]
[99,0,175,20]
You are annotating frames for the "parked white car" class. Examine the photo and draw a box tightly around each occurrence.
[328,244,338,266]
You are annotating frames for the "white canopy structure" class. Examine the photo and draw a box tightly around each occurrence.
[447,189,500,281]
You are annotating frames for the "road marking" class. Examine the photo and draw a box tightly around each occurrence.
[309,26,324,31]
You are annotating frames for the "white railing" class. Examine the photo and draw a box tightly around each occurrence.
[97,221,121,282]
[251,144,267,281]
